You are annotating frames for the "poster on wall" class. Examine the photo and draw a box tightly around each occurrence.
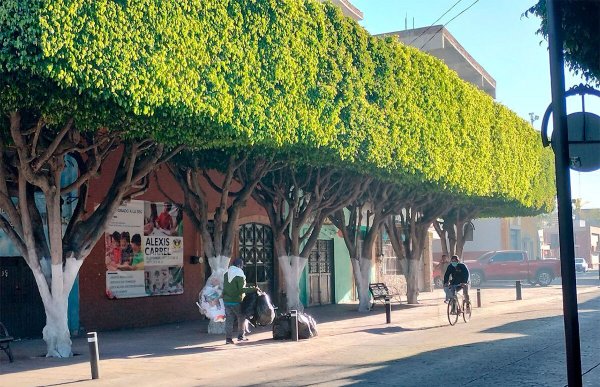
[105,200,184,299]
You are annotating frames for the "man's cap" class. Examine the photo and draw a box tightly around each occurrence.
[233,258,244,268]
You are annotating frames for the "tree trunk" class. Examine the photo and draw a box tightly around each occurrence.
[351,258,372,312]
[278,255,307,312]
[30,258,82,357]
[405,258,420,304]
[202,256,231,334]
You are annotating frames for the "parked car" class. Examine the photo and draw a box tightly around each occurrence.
[575,258,588,273]
[433,251,561,288]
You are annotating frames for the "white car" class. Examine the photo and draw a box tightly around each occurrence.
[574,258,588,273]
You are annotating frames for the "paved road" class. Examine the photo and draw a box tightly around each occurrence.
[1,277,599,386]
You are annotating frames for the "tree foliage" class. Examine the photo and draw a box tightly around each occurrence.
[1,0,554,218]
[525,0,600,85]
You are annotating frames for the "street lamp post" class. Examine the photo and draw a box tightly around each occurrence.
[546,1,582,386]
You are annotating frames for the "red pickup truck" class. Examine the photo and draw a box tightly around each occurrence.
[433,250,561,287]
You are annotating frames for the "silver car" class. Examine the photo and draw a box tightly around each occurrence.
[575,258,588,273]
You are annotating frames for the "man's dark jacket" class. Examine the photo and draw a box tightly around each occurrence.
[444,263,470,285]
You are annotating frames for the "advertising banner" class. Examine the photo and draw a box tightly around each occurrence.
[105,200,184,299]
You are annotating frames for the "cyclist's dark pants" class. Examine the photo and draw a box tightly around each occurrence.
[449,284,469,301]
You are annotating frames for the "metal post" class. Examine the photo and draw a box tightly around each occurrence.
[290,310,299,342]
[516,281,522,300]
[476,288,481,308]
[87,332,100,379]
[385,297,391,324]
[547,1,582,385]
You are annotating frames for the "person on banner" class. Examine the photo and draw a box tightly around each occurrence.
[106,231,122,271]
[222,258,257,344]
[144,203,159,236]
[156,203,174,233]
[119,231,133,266]
[119,233,145,271]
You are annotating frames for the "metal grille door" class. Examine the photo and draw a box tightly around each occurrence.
[238,223,274,294]
[0,257,45,339]
[308,240,334,306]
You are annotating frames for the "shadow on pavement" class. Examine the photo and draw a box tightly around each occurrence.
[334,295,600,387]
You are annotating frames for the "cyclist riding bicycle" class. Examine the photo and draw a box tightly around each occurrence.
[443,255,470,303]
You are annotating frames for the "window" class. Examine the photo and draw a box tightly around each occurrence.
[492,252,524,262]
[380,231,400,275]
[509,229,521,250]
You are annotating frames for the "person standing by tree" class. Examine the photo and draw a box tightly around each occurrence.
[222,259,257,344]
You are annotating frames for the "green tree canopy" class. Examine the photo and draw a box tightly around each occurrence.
[525,0,600,85]
[1,0,554,216]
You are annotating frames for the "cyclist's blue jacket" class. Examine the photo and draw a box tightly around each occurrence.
[443,263,469,285]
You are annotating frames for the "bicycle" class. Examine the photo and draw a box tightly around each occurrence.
[446,283,472,326]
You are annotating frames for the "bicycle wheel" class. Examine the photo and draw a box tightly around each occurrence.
[462,300,472,323]
[447,298,459,326]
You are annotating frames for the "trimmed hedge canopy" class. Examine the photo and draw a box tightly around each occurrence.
[0,0,555,214]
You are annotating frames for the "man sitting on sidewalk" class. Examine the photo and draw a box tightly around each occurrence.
[222,258,257,344]
[443,255,470,303]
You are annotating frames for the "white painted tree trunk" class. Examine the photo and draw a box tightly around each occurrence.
[351,258,372,312]
[278,255,307,312]
[30,258,82,357]
[205,256,230,334]
[406,258,420,304]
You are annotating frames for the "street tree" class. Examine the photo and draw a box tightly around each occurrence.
[433,207,480,259]
[525,0,600,85]
[0,111,180,357]
[385,195,450,304]
[252,166,369,311]
[160,150,273,331]
[330,181,406,311]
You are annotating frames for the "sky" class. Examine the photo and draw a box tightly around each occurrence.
[352,0,600,209]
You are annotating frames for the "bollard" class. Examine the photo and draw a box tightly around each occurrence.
[290,310,299,341]
[516,280,522,300]
[87,332,100,379]
[476,288,481,308]
[385,297,391,324]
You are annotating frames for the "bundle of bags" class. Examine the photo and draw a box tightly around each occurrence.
[197,275,226,322]
[272,312,318,340]
[241,289,276,326]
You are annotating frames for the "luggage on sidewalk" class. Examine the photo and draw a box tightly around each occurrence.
[272,311,318,340]
[272,314,291,340]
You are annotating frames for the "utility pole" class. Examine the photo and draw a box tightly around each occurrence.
[529,112,539,126]
[546,1,583,386]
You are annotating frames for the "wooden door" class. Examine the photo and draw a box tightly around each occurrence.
[308,240,334,306]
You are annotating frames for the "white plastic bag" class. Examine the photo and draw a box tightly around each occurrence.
[198,271,226,322]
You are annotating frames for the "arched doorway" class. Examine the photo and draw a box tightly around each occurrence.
[238,223,274,295]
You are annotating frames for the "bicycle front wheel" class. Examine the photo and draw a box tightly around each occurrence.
[447,299,459,326]
[462,300,472,323]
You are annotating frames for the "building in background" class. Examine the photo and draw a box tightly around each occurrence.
[377,25,496,98]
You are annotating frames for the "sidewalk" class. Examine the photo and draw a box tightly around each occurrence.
[1,283,599,386]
